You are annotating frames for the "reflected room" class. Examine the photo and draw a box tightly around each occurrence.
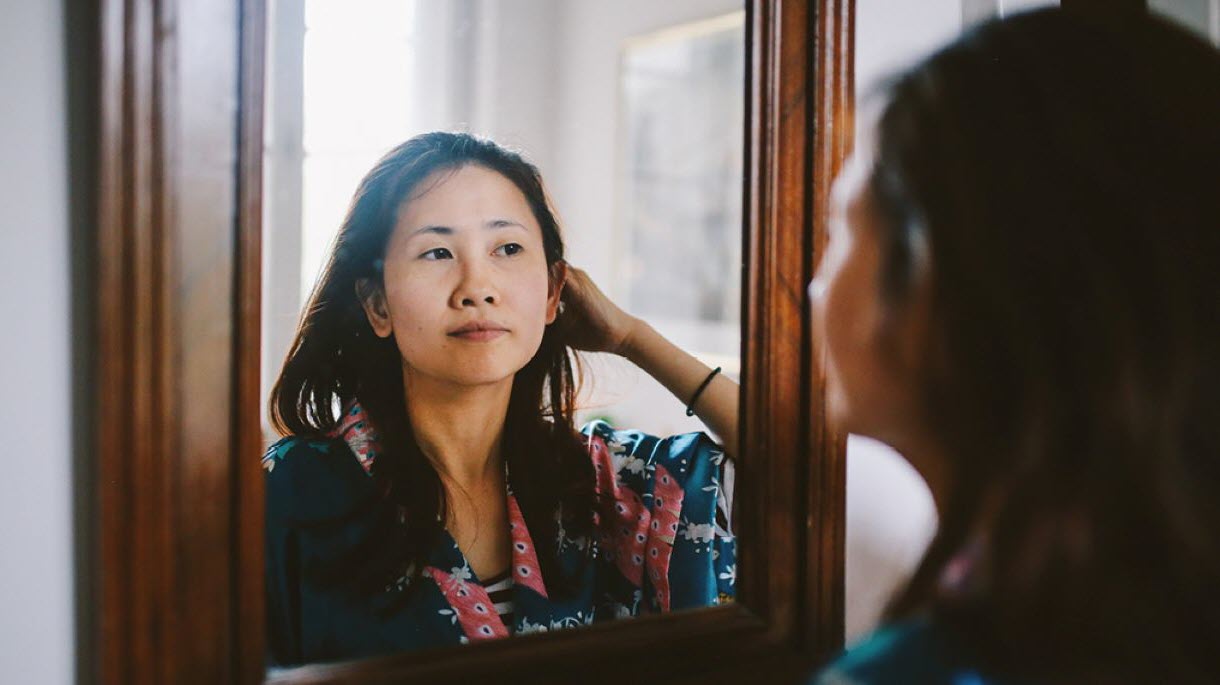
[259,0,744,669]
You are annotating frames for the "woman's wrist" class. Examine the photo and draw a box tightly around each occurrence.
[614,316,739,455]
[617,316,651,361]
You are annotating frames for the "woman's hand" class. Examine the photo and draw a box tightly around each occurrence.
[555,263,640,356]
[556,262,739,457]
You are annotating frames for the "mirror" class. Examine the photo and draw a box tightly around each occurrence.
[260,0,745,669]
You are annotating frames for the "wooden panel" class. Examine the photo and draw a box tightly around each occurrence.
[806,0,853,663]
[173,0,239,675]
[94,0,249,681]
[740,0,851,663]
[738,0,810,644]
[96,0,167,681]
[236,0,269,682]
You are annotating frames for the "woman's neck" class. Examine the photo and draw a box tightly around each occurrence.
[402,367,512,491]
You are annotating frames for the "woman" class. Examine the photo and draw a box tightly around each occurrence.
[263,132,738,664]
[810,9,1219,684]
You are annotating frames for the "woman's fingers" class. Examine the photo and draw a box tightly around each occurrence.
[554,263,627,354]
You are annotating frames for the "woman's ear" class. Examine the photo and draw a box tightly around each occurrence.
[356,278,394,338]
[545,260,567,325]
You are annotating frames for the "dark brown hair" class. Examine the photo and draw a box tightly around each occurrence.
[269,132,595,601]
[867,9,1220,683]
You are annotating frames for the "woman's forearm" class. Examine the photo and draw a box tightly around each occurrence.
[621,319,740,459]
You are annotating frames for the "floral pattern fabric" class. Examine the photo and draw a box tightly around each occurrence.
[263,402,737,665]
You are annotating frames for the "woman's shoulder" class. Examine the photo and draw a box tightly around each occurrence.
[812,619,1007,685]
[577,419,728,491]
[262,433,378,525]
[578,419,724,463]
[261,434,344,472]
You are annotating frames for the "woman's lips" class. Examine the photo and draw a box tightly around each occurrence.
[449,329,507,342]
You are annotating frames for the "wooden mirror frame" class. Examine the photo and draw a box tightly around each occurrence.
[88,0,853,682]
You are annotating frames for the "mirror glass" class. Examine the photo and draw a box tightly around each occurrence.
[260,0,744,670]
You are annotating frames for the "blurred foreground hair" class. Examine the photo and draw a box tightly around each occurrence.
[868,9,1220,683]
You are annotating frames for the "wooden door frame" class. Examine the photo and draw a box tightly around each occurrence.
[90,0,852,682]
[92,0,266,681]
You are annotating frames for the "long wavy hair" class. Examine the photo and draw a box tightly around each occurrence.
[269,132,596,601]
[866,10,1220,683]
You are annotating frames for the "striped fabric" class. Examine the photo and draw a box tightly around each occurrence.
[481,568,515,630]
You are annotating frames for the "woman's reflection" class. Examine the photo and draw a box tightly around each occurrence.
[262,132,738,665]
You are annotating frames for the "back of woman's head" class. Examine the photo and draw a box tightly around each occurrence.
[868,9,1220,682]
[270,131,594,601]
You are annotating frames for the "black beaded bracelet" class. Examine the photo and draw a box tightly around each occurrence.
[686,367,722,417]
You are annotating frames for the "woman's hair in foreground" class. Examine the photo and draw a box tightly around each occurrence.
[269,132,595,602]
[868,9,1220,682]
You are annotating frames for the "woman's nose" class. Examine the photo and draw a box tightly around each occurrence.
[452,260,498,308]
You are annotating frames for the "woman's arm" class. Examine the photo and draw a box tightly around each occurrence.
[557,263,740,459]
[620,319,738,458]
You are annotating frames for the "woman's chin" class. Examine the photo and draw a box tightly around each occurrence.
[441,361,528,388]
[458,373,518,388]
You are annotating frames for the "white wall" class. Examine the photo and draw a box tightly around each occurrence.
[466,0,563,177]
[549,0,740,285]
[547,0,742,438]
[1150,0,1220,44]
[856,0,962,100]
[0,0,76,682]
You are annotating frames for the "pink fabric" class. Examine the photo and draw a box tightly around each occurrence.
[506,494,548,599]
[426,566,510,641]
[587,433,681,604]
[646,464,684,611]
[588,434,650,587]
[328,403,379,475]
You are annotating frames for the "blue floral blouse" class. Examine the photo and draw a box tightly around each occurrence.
[262,402,737,666]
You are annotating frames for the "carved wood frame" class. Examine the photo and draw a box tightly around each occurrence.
[89,0,854,682]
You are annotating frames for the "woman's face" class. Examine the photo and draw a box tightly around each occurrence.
[361,164,562,389]
[809,136,925,446]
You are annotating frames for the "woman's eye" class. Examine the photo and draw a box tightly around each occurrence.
[420,247,453,260]
[495,243,524,257]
